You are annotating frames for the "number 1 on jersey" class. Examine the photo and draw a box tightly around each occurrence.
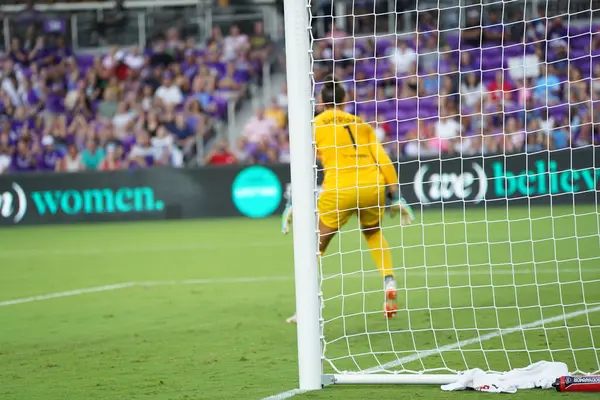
[344,125,356,148]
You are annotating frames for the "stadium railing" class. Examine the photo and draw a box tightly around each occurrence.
[0,0,280,51]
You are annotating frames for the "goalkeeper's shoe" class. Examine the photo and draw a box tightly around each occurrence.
[389,196,415,226]
[281,204,293,235]
[384,278,398,319]
[286,313,297,324]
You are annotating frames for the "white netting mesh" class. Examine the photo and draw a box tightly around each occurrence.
[309,0,600,376]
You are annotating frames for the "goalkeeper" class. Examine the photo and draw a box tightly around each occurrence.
[282,77,414,323]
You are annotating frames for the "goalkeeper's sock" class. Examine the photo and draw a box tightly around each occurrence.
[365,229,394,278]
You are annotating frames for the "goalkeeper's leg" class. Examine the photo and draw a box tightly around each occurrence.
[362,223,398,318]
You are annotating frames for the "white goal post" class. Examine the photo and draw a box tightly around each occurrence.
[284,0,600,391]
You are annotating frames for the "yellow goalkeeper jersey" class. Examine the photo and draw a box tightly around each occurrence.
[314,108,398,191]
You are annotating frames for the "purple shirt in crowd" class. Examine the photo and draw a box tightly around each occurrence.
[45,79,66,114]
[40,149,64,171]
[11,153,39,172]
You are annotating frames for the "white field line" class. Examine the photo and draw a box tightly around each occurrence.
[364,304,600,373]
[259,303,600,400]
[0,283,136,306]
[0,277,290,307]
[260,389,307,400]
[0,268,590,308]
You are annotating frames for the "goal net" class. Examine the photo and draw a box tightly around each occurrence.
[285,0,600,386]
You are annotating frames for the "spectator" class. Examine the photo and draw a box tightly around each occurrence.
[249,21,272,64]
[533,65,561,105]
[592,64,600,101]
[253,139,278,164]
[205,140,237,165]
[64,142,84,172]
[547,17,568,48]
[277,83,289,108]
[140,85,155,111]
[112,102,136,135]
[39,135,64,172]
[223,25,249,62]
[435,111,461,151]
[539,108,556,135]
[98,90,119,119]
[486,71,513,104]
[0,131,13,174]
[508,10,525,43]
[265,99,287,129]
[401,65,420,98]
[462,10,482,47]
[9,37,28,66]
[149,40,174,68]
[216,62,245,100]
[551,116,570,149]
[568,66,589,103]
[483,11,507,44]
[459,51,477,72]
[206,26,224,54]
[152,125,183,167]
[233,137,250,163]
[525,130,544,153]
[11,138,38,172]
[460,72,485,109]
[166,112,194,143]
[81,139,105,170]
[123,46,145,71]
[54,36,73,64]
[155,72,183,107]
[29,36,54,67]
[574,112,593,147]
[417,34,439,73]
[278,134,291,163]
[516,78,532,107]
[388,38,416,75]
[99,143,125,171]
[191,77,217,114]
[2,70,20,107]
[129,132,156,167]
[374,114,391,142]
[243,108,277,143]
[504,117,525,153]
[165,27,185,58]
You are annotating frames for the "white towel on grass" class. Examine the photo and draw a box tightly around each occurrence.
[441,361,568,393]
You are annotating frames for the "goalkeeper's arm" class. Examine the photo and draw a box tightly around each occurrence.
[281,184,293,234]
[366,127,414,226]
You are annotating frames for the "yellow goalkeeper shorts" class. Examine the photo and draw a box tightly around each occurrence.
[318,187,385,230]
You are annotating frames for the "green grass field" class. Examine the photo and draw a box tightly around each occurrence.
[1,204,600,399]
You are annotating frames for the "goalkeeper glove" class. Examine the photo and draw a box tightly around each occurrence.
[281,184,293,234]
[281,204,293,234]
[387,190,415,226]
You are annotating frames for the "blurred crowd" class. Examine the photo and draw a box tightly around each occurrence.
[0,1,274,174]
[309,7,600,159]
[1,2,600,175]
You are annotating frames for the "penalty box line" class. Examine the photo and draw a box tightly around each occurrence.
[0,267,590,307]
[365,303,600,373]
[261,305,600,400]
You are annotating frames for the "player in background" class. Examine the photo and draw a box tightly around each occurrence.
[282,77,414,324]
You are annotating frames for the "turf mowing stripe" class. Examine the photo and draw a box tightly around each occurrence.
[260,388,306,400]
[0,241,288,258]
[0,283,135,306]
[364,303,600,373]
[0,268,590,307]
